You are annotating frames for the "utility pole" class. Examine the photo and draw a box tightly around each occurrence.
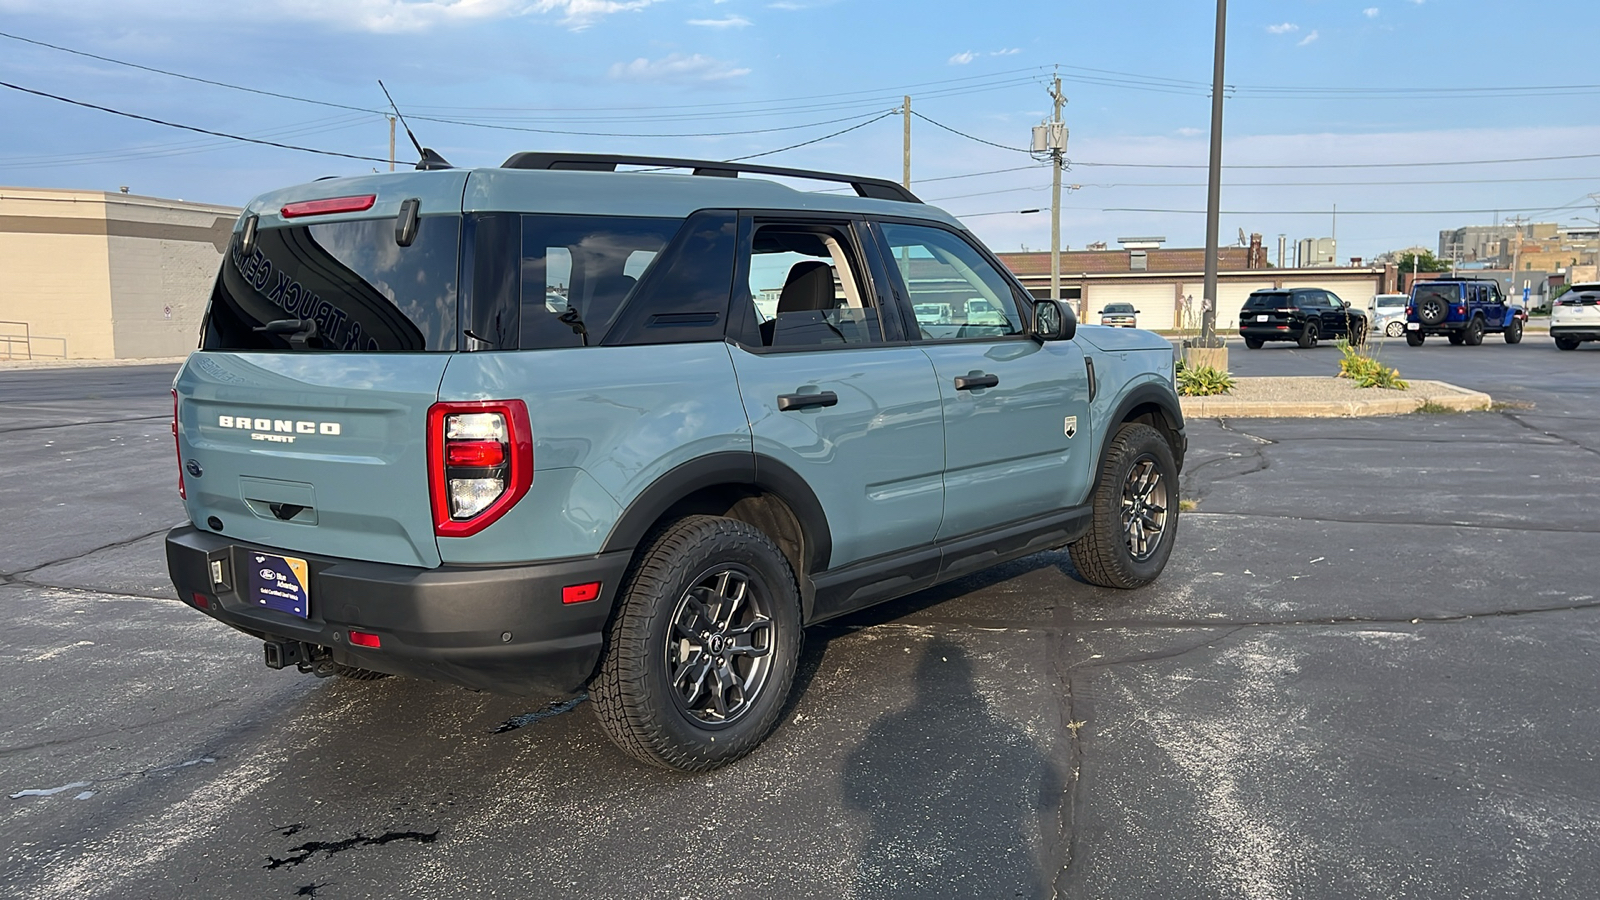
[1199,0,1228,347]
[1277,234,1285,268]
[388,117,396,172]
[1049,76,1066,305]
[902,97,912,190]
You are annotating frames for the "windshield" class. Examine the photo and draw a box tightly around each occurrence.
[203,216,460,352]
[1376,296,1406,308]
[1243,293,1292,310]
[1103,303,1135,313]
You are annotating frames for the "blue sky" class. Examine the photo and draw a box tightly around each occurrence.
[2,0,1597,262]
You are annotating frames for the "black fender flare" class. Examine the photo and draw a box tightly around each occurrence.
[598,451,833,574]
[1098,382,1186,477]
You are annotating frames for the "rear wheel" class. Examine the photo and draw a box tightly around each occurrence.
[1244,337,1264,349]
[1556,336,1581,351]
[1069,423,1178,590]
[1405,332,1425,347]
[1463,317,1484,346]
[1385,321,1405,338]
[591,515,801,772]
[1504,319,1523,344]
[1297,322,1319,349]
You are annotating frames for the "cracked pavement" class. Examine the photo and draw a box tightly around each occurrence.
[3,340,1599,899]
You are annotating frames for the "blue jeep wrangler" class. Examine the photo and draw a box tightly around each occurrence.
[166,153,1185,771]
[1404,276,1526,346]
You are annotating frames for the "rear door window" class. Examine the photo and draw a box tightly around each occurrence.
[520,215,684,349]
[203,216,461,352]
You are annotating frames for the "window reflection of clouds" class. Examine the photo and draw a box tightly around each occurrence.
[309,217,458,349]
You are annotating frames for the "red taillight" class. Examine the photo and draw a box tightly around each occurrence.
[348,630,381,648]
[280,194,376,219]
[1456,306,1465,315]
[562,582,602,604]
[172,389,185,500]
[444,440,507,468]
[427,400,533,538]
[191,592,209,610]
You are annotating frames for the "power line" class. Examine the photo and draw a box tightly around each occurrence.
[0,80,391,163]
[726,111,899,161]
[1071,153,1600,170]
[909,111,1031,154]
[1105,204,1594,215]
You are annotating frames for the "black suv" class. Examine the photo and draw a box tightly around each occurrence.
[1404,277,1525,346]
[1239,288,1367,349]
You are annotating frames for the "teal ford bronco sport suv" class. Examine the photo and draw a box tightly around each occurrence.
[166,153,1185,771]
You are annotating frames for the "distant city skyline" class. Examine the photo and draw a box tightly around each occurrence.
[1,0,1597,261]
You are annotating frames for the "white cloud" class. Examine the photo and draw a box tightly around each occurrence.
[1176,127,1203,137]
[1298,29,1319,46]
[948,51,976,65]
[688,14,751,27]
[530,0,656,29]
[1364,7,1379,17]
[992,48,1021,56]
[1266,22,1298,34]
[608,52,751,83]
[5,0,658,32]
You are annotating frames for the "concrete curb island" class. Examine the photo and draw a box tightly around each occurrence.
[1181,377,1492,418]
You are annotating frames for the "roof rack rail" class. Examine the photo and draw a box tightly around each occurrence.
[500,152,921,204]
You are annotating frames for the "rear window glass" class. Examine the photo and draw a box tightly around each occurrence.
[1243,293,1292,310]
[520,215,684,349]
[203,216,460,352]
[1413,283,1459,305]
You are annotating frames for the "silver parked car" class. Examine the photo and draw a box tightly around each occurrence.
[1371,293,1409,337]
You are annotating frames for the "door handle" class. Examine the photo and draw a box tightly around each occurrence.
[954,373,1000,391]
[777,391,839,411]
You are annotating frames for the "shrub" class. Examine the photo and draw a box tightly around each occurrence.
[1177,364,1234,396]
[1337,341,1408,390]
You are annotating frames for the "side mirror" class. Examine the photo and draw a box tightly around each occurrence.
[1032,299,1075,342]
[1134,309,1142,314]
[1341,299,1351,308]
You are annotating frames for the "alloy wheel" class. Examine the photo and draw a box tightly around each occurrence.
[1121,457,1169,562]
[664,566,774,726]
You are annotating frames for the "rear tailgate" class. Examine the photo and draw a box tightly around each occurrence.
[176,353,447,567]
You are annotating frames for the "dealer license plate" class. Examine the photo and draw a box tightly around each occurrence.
[1256,314,1269,322]
[247,552,310,618]
[1406,322,1419,330]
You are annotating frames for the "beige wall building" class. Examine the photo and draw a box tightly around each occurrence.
[0,187,239,359]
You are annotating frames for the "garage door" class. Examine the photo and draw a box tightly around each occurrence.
[1214,281,1277,330]
[1086,283,1176,330]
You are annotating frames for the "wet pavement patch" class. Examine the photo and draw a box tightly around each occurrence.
[490,695,586,733]
[263,830,439,870]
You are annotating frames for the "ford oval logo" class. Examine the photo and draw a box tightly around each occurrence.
[185,459,204,478]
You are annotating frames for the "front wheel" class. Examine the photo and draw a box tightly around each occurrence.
[591,515,802,772]
[1504,319,1523,344]
[1385,321,1405,338]
[1069,423,1179,589]
[1349,320,1368,346]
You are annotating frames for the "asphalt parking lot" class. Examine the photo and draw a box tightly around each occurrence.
[3,336,1599,899]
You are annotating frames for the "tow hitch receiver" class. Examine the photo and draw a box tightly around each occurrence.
[263,639,335,675]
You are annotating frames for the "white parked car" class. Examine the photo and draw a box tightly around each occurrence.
[1370,293,1409,337]
[1551,283,1600,350]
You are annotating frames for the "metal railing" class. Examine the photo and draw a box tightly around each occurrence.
[0,321,68,360]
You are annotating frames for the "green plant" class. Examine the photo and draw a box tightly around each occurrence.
[1415,400,1459,414]
[1177,364,1234,396]
[1336,341,1408,390]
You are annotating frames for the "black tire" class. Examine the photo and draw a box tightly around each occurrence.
[334,664,390,681]
[1447,332,1465,346]
[1349,320,1368,347]
[1297,321,1319,349]
[1463,316,1484,346]
[1069,423,1179,590]
[1504,319,1523,344]
[591,515,801,772]
[1244,337,1263,349]
[1385,321,1405,338]
[1417,296,1449,326]
[1405,332,1424,347]
[1556,336,1581,351]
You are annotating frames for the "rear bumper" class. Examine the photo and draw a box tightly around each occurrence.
[1238,325,1295,340]
[166,525,629,697]
[1550,324,1600,340]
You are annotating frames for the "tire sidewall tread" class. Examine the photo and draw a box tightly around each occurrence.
[1069,423,1179,590]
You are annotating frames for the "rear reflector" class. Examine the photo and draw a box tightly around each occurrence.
[191,592,210,610]
[281,194,376,219]
[562,582,602,604]
[348,630,381,648]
